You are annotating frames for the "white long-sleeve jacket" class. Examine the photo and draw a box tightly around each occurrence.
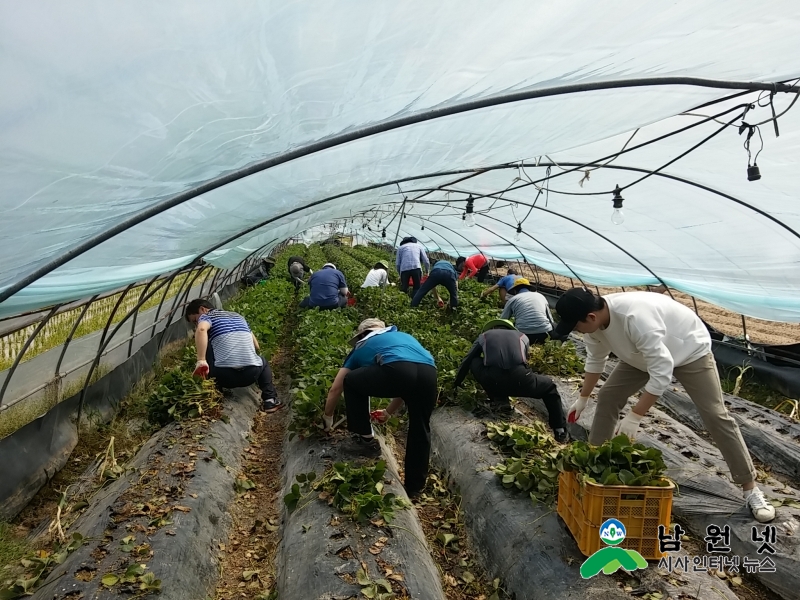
[583,292,711,396]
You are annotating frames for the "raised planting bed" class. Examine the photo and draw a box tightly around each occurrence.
[429,408,738,600]
[28,389,259,600]
[276,427,445,600]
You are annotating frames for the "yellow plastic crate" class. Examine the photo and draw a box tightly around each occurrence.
[557,471,674,560]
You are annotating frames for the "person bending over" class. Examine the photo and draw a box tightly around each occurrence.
[554,288,775,523]
[480,268,522,306]
[361,261,389,288]
[300,263,348,309]
[322,318,437,497]
[454,318,568,442]
[501,278,557,344]
[185,299,283,413]
[287,255,312,291]
[411,259,458,309]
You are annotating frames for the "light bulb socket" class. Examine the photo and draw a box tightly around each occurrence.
[747,164,761,181]
[381,229,386,238]
[462,213,466,221]
[516,223,522,234]
[612,185,624,209]
[466,196,474,215]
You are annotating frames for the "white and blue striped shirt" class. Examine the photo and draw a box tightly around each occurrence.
[199,310,262,368]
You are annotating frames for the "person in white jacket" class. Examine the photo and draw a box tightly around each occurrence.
[553,287,775,523]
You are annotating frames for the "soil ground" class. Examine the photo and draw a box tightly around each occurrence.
[387,424,511,600]
[212,348,290,600]
[213,403,287,600]
[509,265,800,346]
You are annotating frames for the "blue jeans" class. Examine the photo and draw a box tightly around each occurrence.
[411,269,458,308]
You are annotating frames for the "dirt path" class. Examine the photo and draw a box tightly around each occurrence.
[387,425,511,600]
[213,353,290,600]
[508,264,800,346]
[213,407,287,600]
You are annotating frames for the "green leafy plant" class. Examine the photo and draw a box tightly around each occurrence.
[558,435,670,487]
[528,339,584,378]
[285,461,410,524]
[356,567,395,600]
[146,366,222,426]
[282,471,317,512]
[0,532,85,599]
[486,423,670,506]
[485,421,558,457]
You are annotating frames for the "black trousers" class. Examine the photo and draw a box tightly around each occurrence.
[343,361,438,494]
[476,264,490,283]
[410,269,458,308]
[469,359,566,430]
[526,331,554,345]
[207,344,278,401]
[399,268,422,295]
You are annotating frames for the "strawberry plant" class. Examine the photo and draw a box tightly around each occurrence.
[558,435,670,487]
[146,367,221,426]
[285,460,410,524]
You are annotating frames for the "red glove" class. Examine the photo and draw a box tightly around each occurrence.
[370,410,390,424]
[193,360,209,379]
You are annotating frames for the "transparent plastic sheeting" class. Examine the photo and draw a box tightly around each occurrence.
[1,1,800,320]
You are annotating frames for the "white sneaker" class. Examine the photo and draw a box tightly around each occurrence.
[746,487,776,523]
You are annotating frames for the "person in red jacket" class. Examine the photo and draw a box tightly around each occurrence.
[457,255,504,282]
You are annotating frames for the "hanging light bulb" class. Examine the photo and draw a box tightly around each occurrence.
[611,185,625,225]
[465,196,476,228]
[514,223,523,242]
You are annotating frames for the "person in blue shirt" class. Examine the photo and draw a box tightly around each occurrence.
[410,260,459,309]
[395,237,430,295]
[480,268,521,306]
[300,263,348,310]
[322,318,437,497]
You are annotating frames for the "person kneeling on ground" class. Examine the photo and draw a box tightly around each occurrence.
[411,259,458,309]
[502,278,558,344]
[185,299,284,413]
[454,318,569,443]
[361,260,390,288]
[554,287,775,523]
[322,318,438,497]
[287,255,312,291]
[300,263,348,309]
[480,268,522,306]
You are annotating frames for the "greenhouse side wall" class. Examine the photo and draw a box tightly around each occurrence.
[0,282,240,520]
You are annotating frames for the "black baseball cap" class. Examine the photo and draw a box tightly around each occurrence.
[554,288,598,337]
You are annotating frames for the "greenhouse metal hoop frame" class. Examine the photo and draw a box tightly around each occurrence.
[2,77,800,425]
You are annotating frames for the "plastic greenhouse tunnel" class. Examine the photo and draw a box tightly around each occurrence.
[2,3,800,600]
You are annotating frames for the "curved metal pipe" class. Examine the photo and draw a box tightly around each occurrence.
[478,214,589,287]
[75,283,136,423]
[54,295,98,376]
[3,78,797,305]
[127,276,160,358]
[0,304,60,406]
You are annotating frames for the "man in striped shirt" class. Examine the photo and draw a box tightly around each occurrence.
[185,299,283,413]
